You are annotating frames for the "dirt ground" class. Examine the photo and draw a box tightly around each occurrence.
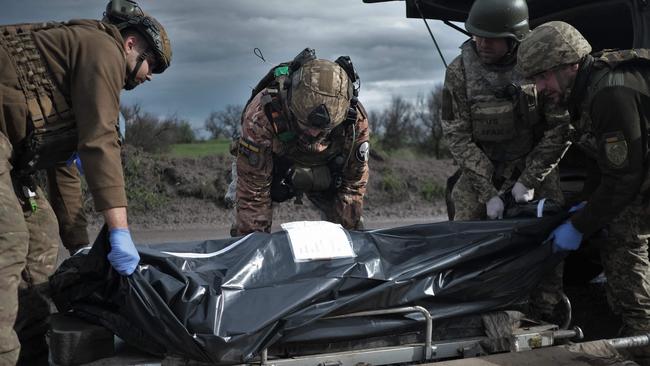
[83,146,456,231]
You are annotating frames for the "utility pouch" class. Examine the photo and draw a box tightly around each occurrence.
[29,126,78,171]
[471,100,515,142]
[292,165,332,192]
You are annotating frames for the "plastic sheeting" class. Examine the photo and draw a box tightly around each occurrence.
[49,212,566,364]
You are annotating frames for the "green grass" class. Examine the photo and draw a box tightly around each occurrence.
[168,139,231,158]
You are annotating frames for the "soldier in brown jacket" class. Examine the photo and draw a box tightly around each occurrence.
[47,164,90,255]
[0,1,172,364]
[232,49,370,236]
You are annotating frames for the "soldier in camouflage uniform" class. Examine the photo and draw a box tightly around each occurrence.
[441,0,572,321]
[233,49,369,236]
[442,0,571,220]
[518,21,650,364]
[0,1,172,364]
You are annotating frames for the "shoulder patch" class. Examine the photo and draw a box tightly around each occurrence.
[603,131,629,168]
[356,141,370,163]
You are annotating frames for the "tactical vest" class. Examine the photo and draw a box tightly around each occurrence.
[461,42,539,163]
[270,120,355,202]
[581,50,650,110]
[0,20,107,174]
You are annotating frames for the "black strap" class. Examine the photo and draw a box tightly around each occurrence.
[124,52,148,89]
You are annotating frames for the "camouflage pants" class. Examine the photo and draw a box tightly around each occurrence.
[451,168,565,318]
[0,133,60,366]
[594,198,650,335]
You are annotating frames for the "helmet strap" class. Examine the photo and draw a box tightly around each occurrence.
[124,51,148,90]
[567,54,594,114]
[501,39,519,63]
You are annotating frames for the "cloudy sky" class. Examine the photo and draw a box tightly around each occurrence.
[1,1,467,134]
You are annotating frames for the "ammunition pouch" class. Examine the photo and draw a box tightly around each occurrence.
[15,125,78,173]
[1,22,77,175]
[472,83,538,144]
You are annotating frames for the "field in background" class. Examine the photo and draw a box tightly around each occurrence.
[169,139,231,157]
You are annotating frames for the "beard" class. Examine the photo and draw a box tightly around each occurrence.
[298,134,330,153]
[123,79,138,90]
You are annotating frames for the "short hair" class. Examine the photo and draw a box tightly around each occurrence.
[120,28,148,52]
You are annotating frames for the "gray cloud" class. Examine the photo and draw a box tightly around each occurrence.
[0,0,467,132]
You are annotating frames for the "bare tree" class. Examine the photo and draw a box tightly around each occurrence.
[160,114,196,143]
[120,104,197,152]
[380,95,415,150]
[415,83,447,158]
[204,104,243,139]
[367,109,383,137]
[120,103,141,126]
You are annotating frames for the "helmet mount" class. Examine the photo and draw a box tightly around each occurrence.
[104,0,172,74]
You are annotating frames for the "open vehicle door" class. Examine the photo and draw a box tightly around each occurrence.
[364,0,650,50]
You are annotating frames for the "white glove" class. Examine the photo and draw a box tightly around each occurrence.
[511,182,535,203]
[486,196,504,219]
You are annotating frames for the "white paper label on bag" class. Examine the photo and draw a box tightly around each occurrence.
[281,221,355,262]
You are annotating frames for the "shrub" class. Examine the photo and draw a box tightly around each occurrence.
[420,181,445,202]
[378,168,408,202]
[121,147,169,214]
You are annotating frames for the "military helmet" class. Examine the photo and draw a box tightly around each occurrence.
[465,0,529,41]
[517,21,592,78]
[289,59,353,131]
[104,0,172,74]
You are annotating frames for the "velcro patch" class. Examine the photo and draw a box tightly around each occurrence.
[356,141,370,162]
[603,131,629,168]
[238,137,262,167]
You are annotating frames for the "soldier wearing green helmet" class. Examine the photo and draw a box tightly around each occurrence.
[0,0,172,364]
[231,48,370,236]
[441,0,572,324]
[519,21,650,365]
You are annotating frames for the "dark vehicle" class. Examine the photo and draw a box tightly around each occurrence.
[364,0,649,50]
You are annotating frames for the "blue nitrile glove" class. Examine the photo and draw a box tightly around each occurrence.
[66,152,84,175]
[551,221,584,252]
[107,228,140,275]
[569,201,587,213]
